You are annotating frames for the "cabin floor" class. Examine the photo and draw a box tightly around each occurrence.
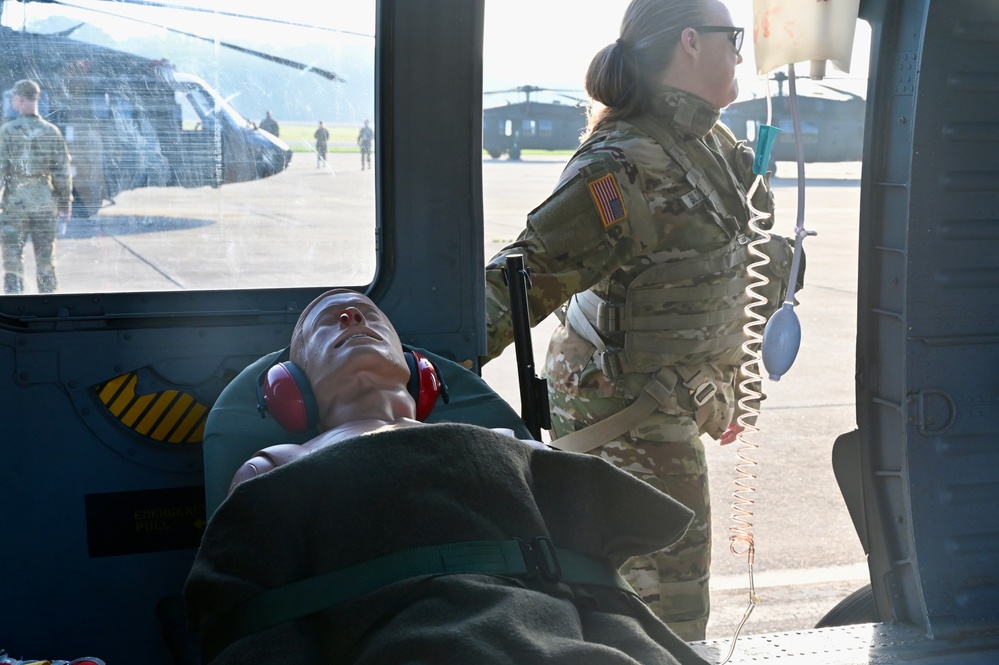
[690,622,999,663]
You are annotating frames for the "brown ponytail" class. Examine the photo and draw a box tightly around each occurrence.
[582,0,709,139]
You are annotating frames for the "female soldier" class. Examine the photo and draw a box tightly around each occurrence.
[481,0,794,640]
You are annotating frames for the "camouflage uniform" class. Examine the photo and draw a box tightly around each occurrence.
[483,88,794,640]
[358,123,373,170]
[0,112,72,294]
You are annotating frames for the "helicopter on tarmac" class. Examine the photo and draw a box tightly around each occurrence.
[482,85,587,160]
[0,15,310,217]
[722,72,866,164]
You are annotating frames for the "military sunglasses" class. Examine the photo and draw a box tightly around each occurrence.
[693,26,745,54]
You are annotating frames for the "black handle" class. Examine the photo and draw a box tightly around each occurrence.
[504,254,551,441]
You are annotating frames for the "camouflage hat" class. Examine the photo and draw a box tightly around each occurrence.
[13,79,41,99]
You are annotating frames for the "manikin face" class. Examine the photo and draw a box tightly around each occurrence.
[687,0,743,108]
[293,289,410,401]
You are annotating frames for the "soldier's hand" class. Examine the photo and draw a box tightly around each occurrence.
[719,423,744,446]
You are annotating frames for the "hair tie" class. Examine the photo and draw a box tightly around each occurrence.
[615,38,637,61]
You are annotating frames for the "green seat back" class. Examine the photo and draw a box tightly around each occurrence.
[203,347,530,516]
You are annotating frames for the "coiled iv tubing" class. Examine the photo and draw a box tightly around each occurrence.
[718,62,814,665]
[717,160,771,665]
[716,74,778,665]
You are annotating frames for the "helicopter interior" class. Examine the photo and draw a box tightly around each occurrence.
[1,0,998,663]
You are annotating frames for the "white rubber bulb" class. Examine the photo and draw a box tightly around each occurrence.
[761,302,801,381]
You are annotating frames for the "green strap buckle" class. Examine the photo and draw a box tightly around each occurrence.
[518,536,562,583]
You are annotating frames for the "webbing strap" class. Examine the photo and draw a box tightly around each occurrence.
[628,278,750,304]
[201,537,633,662]
[552,368,692,454]
[628,115,749,238]
[566,293,609,358]
[630,234,750,286]
[625,306,746,331]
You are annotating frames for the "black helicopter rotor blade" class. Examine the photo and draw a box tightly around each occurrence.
[87,0,370,37]
[17,0,348,83]
[170,32,346,83]
[484,85,584,95]
[52,21,86,37]
[553,92,588,105]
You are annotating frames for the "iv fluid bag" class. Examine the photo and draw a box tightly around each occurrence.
[753,0,861,76]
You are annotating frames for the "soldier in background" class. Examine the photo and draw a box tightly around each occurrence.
[314,120,330,168]
[0,79,72,294]
[259,110,280,137]
[481,0,797,640]
[357,119,373,170]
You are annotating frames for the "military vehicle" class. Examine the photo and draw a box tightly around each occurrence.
[1,25,293,217]
[722,74,866,164]
[482,85,586,160]
[1,0,998,663]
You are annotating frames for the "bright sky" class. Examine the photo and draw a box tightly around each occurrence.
[482,0,871,102]
[1,0,377,41]
[4,0,870,102]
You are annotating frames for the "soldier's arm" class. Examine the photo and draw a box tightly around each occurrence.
[482,231,605,364]
[0,126,10,189]
[50,128,73,213]
[481,152,650,365]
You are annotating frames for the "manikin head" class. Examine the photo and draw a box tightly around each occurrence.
[289,289,416,429]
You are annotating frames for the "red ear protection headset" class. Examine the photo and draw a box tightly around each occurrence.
[256,346,449,434]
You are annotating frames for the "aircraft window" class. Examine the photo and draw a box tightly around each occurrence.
[180,87,214,124]
[175,91,207,130]
[92,93,111,120]
[0,0,377,295]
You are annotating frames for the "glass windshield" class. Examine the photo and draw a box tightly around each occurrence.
[0,0,377,294]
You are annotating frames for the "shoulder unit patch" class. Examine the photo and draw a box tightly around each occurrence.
[587,173,627,228]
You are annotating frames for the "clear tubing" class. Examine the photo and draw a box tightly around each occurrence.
[784,62,816,306]
[720,62,816,664]
[718,76,777,664]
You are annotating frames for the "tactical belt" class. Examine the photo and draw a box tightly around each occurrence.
[201,537,634,662]
[568,288,746,378]
[566,291,718,406]
[553,367,685,454]
[557,294,718,454]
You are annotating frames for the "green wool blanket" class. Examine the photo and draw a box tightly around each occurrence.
[185,422,709,664]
